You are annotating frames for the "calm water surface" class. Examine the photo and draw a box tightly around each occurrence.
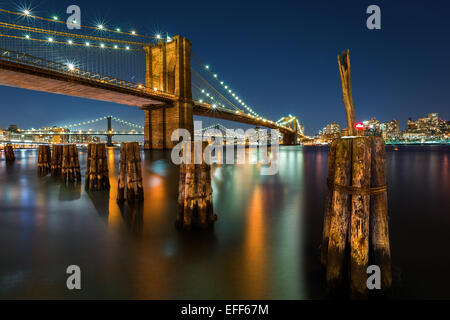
[0,145,449,299]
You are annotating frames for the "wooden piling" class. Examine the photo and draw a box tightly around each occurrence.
[51,144,63,176]
[117,142,143,202]
[349,137,371,297]
[177,141,216,230]
[321,50,392,297]
[321,139,338,267]
[4,144,15,162]
[338,49,356,136]
[370,136,392,289]
[323,136,392,296]
[61,144,81,183]
[37,145,51,176]
[326,138,352,288]
[85,143,110,191]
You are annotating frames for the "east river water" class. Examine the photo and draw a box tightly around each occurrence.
[0,145,449,299]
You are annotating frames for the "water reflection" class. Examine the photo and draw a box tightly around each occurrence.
[241,185,268,298]
[59,183,81,201]
[118,202,144,237]
[0,146,449,299]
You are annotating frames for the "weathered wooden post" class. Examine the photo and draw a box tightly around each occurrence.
[85,143,110,191]
[4,144,15,162]
[337,49,356,136]
[321,139,338,267]
[61,144,81,183]
[349,137,371,296]
[322,50,391,298]
[177,141,217,230]
[51,144,63,176]
[370,136,392,289]
[117,142,143,202]
[37,145,51,176]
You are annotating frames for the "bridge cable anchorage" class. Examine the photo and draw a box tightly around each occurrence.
[0,8,163,41]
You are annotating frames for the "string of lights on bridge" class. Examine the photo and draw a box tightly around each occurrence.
[58,116,143,130]
[0,8,170,42]
[192,53,265,120]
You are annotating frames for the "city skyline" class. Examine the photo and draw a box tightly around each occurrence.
[0,0,449,135]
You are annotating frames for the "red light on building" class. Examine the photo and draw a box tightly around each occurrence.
[355,122,364,130]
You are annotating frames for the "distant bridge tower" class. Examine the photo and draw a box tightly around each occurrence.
[107,116,113,147]
[281,116,300,145]
[143,36,194,150]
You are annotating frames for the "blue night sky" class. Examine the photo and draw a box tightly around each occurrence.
[0,0,449,135]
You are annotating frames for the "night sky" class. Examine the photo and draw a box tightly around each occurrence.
[0,0,449,135]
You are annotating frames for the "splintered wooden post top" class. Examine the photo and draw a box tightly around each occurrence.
[338,49,356,136]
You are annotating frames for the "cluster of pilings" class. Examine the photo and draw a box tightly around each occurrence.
[177,142,216,230]
[117,142,143,202]
[321,136,391,298]
[40,144,82,183]
[320,50,392,298]
[85,143,110,191]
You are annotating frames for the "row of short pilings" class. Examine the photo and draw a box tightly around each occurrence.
[321,136,392,298]
[117,142,144,202]
[36,142,217,231]
[177,141,216,231]
[4,144,15,162]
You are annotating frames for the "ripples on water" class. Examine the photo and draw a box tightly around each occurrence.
[0,145,449,299]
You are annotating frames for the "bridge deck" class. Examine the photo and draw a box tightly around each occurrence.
[193,102,293,134]
[0,58,294,134]
[0,59,174,107]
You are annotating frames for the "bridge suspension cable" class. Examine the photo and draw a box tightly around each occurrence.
[191,72,243,112]
[111,117,144,129]
[191,52,265,119]
[0,22,150,48]
[0,5,166,83]
[62,116,109,129]
[0,8,164,41]
[43,116,143,130]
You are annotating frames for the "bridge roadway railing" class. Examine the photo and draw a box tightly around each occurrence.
[0,47,174,100]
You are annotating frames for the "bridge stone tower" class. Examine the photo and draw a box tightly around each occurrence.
[143,36,194,149]
[282,116,299,145]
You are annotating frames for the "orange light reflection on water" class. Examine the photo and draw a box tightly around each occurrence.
[241,185,268,298]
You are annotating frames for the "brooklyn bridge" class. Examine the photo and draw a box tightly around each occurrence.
[0,7,304,147]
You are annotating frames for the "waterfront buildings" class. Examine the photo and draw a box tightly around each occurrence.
[315,113,449,144]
